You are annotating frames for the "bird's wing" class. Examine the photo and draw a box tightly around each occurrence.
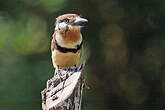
[51,32,57,51]
[79,45,83,58]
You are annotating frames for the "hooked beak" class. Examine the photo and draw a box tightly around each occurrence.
[71,17,88,26]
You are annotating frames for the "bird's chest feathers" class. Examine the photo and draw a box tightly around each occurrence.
[52,49,80,68]
[55,31,82,48]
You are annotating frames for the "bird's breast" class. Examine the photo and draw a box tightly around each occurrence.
[52,49,81,68]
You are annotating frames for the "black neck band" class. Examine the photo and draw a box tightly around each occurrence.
[55,39,83,53]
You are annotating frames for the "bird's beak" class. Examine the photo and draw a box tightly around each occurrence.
[71,17,88,26]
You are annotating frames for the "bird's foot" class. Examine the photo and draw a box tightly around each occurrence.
[73,65,78,72]
[62,66,77,72]
[67,67,72,72]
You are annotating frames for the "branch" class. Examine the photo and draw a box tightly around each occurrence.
[41,63,85,110]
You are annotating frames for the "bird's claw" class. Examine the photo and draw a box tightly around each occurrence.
[73,65,78,72]
[67,67,72,72]
[56,63,85,73]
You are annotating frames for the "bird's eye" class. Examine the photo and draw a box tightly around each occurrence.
[63,19,69,23]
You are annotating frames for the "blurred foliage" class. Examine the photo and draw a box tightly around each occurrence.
[0,0,165,110]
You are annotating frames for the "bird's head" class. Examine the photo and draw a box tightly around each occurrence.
[55,14,88,33]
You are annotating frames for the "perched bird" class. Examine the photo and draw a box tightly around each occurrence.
[51,14,88,70]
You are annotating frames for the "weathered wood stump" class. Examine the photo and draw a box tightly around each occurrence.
[41,63,85,110]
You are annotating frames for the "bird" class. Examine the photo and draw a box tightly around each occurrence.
[51,14,88,72]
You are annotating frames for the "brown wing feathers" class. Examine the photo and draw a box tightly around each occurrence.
[51,33,57,51]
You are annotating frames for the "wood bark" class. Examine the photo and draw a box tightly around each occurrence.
[41,63,85,110]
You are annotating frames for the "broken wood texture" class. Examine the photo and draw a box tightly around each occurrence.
[41,63,85,110]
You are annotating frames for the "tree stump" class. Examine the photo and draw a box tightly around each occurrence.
[41,63,85,110]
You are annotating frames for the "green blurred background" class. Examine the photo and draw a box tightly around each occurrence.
[1,0,165,110]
